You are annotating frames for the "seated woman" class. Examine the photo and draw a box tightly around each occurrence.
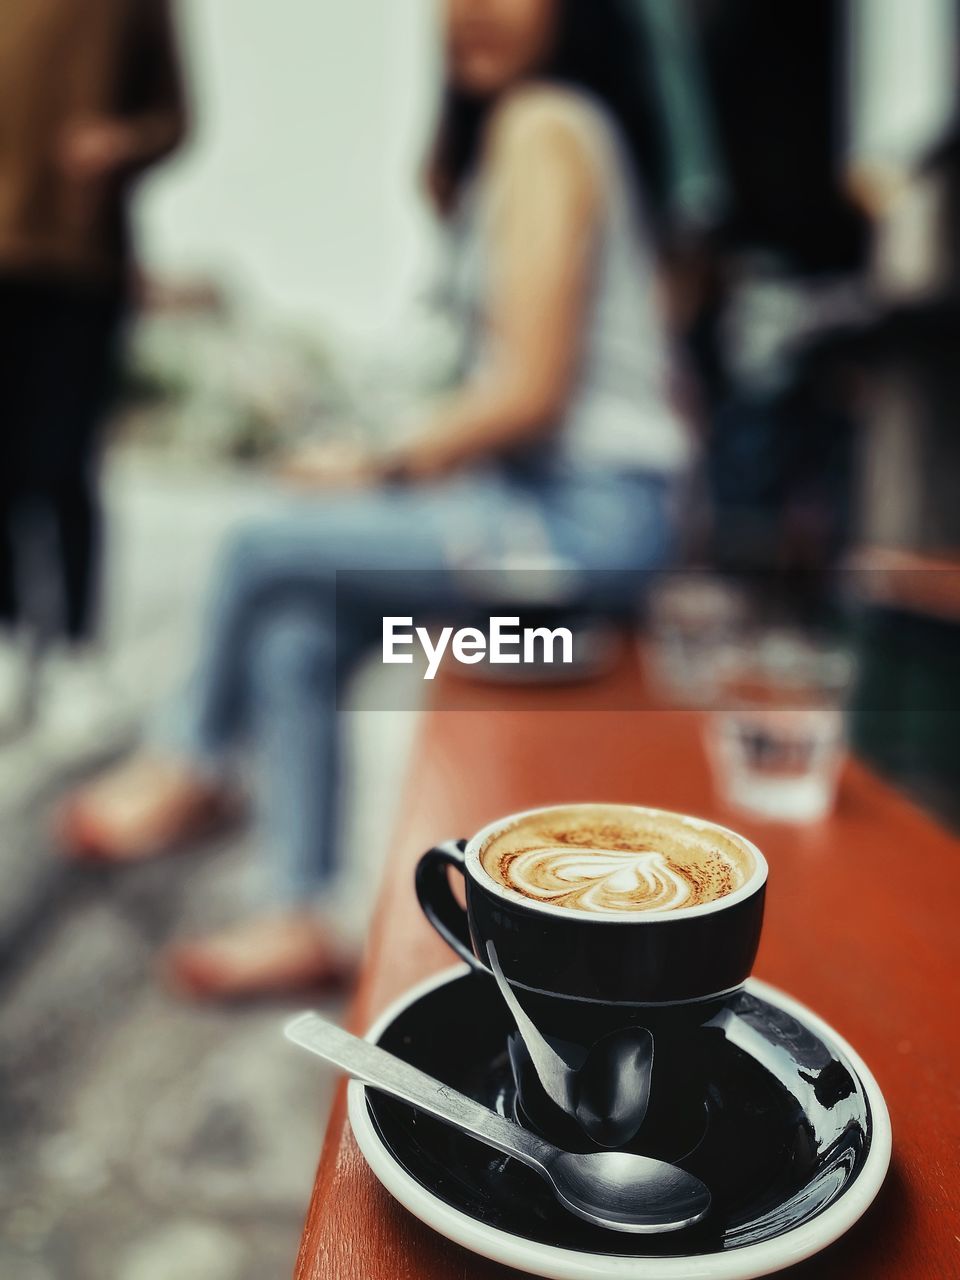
[61,0,694,997]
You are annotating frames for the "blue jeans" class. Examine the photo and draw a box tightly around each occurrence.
[161,466,678,907]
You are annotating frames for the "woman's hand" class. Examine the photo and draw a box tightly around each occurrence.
[383,435,458,484]
[277,437,463,490]
[275,441,382,491]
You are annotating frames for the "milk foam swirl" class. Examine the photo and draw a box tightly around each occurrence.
[479,806,754,915]
[503,846,703,913]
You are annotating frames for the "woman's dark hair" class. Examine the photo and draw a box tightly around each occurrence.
[428,0,667,224]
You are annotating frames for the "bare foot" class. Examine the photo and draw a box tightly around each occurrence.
[58,753,238,863]
[163,913,356,1000]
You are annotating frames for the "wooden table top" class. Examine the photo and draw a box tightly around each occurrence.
[296,651,960,1280]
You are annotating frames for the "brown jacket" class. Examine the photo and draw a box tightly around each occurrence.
[0,0,186,280]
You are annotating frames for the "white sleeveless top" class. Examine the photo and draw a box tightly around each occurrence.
[442,89,692,477]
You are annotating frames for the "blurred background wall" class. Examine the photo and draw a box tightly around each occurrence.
[851,0,957,169]
[137,0,438,334]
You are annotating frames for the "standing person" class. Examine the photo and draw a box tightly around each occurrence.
[0,0,186,741]
[62,0,693,997]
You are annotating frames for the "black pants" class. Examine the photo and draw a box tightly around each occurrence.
[0,274,125,642]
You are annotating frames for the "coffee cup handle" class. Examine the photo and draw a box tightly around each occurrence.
[415,840,481,969]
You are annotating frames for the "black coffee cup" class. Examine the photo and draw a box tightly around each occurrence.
[416,804,767,1154]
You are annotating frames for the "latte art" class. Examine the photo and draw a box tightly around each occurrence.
[480,805,754,915]
[501,846,727,913]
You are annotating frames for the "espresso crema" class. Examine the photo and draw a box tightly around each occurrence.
[479,805,754,915]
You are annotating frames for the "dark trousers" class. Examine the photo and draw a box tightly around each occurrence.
[0,274,124,643]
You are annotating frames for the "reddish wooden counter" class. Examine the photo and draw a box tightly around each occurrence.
[296,651,960,1279]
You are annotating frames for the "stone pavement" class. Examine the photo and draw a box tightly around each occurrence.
[0,456,421,1280]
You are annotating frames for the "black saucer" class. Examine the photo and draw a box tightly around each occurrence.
[347,967,890,1278]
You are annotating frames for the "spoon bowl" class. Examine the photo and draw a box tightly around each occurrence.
[548,1148,711,1233]
[487,942,655,1147]
[574,1026,655,1147]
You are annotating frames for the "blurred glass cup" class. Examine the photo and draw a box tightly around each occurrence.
[705,632,855,824]
[645,574,749,706]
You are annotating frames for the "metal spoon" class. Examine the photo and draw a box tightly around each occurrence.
[285,1011,710,1234]
[487,943,655,1148]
